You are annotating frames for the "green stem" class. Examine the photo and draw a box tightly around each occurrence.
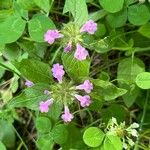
[110,30,137,43]
[12,125,28,150]
[0,62,21,77]
[86,118,101,129]
[134,90,149,150]
[50,46,62,65]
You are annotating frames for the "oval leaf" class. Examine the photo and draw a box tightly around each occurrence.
[99,0,124,13]
[136,72,150,89]
[51,124,68,145]
[28,13,55,42]
[104,135,122,150]
[62,52,90,82]
[36,117,52,133]
[83,127,105,147]
[0,15,26,44]
[14,59,53,83]
[128,4,150,25]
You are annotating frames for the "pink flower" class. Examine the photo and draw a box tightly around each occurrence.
[76,80,93,93]
[64,42,72,52]
[39,99,53,113]
[25,80,34,87]
[74,43,89,61]
[44,29,63,44]
[52,63,65,83]
[61,106,74,123]
[80,20,97,34]
[75,95,91,107]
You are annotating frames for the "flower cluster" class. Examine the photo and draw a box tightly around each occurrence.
[34,63,93,123]
[44,20,97,61]
[106,117,139,149]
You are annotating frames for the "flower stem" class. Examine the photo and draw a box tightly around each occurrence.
[50,46,62,65]
[134,90,149,150]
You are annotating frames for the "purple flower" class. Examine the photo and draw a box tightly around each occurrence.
[52,63,65,83]
[25,80,34,87]
[75,95,91,107]
[76,80,93,93]
[74,43,89,61]
[39,99,53,113]
[61,106,74,123]
[64,42,72,52]
[80,20,97,34]
[44,90,49,95]
[44,29,63,44]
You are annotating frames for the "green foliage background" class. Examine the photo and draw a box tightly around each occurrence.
[0,0,150,149]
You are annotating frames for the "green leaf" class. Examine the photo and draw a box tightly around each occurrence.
[104,135,122,150]
[0,120,15,148]
[83,127,105,147]
[117,57,145,83]
[28,13,55,42]
[51,124,68,145]
[8,83,50,110]
[136,72,150,89]
[62,52,90,82]
[119,83,140,107]
[0,15,26,44]
[106,8,127,28]
[2,43,21,61]
[92,80,127,101]
[62,124,87,149]
[0,141,6,150]
[17,0,36,10]
[0,9,13,22]
[125,0,135,5]
[99,0,124,13]
[128,4,150,25]
[85,38,111,53]
[34,0,51,13]
[138,23,150,39]
[14,59,53,83]
[13,2,28,20]
[37,134,54,150]
[63,0,88,25]
[0,0,12,9]
[0,57,5,79]
[101,104,128,123]
[36,117,52,133]
[47,102,63,122]
[88,10,107,22]
[117,57,145,107]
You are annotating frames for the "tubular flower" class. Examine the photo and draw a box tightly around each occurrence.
[80,20,97,34]
[74,43,89,61]
[75,95,91,107]
[25,80,34,87]
[44,29,63,44]
[76,80,93,93]
[52,63,65,83]
[64,42,72,52]
[61,106,74,123]
[39,99,53,113]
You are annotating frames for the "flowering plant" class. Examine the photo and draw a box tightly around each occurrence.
[0,0,150,150]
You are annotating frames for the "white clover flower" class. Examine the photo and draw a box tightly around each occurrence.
[112,117,117,124]
[128,137,135,146]
[123,142,128,149]
[131,129,138,137]
[130,123,139,129]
